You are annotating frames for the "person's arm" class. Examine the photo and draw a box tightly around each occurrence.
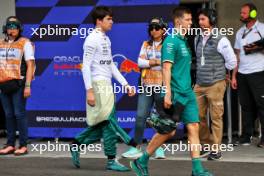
[138,58,161,68]
[231,49,240,89]
[82,46,94,90]
[231,31,241,89]
[82,38,96,106]
[23,41,36,98]
[161,37,176,109]
[111,62,135,96]
[217,37,237,70]
[111,62,128,86]
[233,49,240,77]
[138,42,160,68]
[163,62,172,109]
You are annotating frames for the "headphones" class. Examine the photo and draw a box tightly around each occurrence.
[247,3,257,19]
[208,9,217,26]
[198,8,217,26]
[2,16,23,34]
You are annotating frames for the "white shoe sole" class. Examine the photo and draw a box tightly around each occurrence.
[154,156,166,159]
[122,152,143,159]
[208,156,223,161]
[200,151,210,158]
[241,143,251,146]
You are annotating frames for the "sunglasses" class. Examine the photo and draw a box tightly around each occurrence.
[149,24,162,31]
[6,22,20,30]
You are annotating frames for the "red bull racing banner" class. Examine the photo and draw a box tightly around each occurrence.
[16,0,180,138]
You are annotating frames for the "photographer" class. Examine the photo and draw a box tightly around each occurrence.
[232,3,264,147]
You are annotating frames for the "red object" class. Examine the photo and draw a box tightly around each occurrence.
[120,59,140,73]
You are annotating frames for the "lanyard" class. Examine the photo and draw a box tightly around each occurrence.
[152,42,156,59]
[242,28,253,39]
[242,26,263,39]
[198,35,211,66]
[145,41,161,59]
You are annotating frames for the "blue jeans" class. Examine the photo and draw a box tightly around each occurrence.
[134,86,161,144]
[0,86,28,147]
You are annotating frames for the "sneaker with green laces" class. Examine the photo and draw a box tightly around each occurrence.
[130,159,149,176]
[122,147,142,159]
[106,159,130,172]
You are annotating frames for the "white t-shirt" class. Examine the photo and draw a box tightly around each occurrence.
[82,28,128,90]
[23,41,35,61]
[234,20,264,74]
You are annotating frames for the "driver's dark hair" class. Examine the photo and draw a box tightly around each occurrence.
[91,6,113,25]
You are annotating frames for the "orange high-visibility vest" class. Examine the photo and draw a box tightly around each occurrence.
[0,37,29,83]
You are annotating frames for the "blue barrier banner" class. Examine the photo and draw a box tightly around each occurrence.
[16,0,182,138]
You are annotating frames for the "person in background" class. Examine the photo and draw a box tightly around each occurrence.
[232,3,264,147]
[194,9,237,160]
[0,16,35,155]
[122,17,167,159]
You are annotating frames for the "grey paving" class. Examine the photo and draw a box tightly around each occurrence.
[0,137,263,176]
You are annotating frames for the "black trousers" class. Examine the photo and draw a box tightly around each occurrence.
[237,71,264,141]
[0,102,5,130]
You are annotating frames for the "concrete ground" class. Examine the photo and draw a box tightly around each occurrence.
[0,137,263,176]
